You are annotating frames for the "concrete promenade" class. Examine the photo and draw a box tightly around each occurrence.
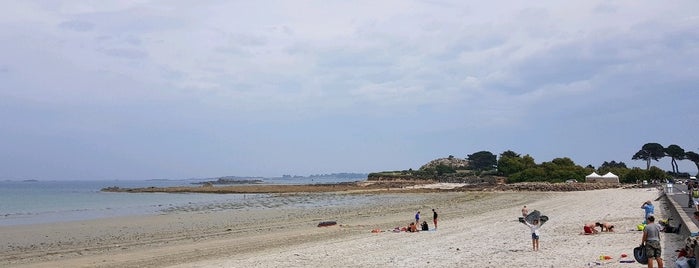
[662,183,699,237]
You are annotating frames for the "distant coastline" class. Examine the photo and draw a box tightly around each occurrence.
[101,181,627,194]
[191,178,264,185]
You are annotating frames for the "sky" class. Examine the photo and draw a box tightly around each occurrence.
[1,1,698,180]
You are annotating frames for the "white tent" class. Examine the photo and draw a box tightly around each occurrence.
[600,172,620,183]
[585,172,618,183]
[602,172,619,179]
[585,172,602,182]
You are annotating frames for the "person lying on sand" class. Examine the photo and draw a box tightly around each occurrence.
[581,223,599,235]
[408,222,418,232]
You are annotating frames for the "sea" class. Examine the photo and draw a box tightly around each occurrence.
[0,176,362,227]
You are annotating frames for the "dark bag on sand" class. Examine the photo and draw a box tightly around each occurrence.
[634,244,648,264]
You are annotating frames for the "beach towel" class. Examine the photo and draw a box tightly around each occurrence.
[633,244,648,264]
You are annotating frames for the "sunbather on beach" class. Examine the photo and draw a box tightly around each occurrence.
[582,223,599,235]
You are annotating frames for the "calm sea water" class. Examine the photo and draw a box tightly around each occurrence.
[0,177,362,227]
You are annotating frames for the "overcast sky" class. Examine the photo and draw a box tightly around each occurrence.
[1,1,698,180]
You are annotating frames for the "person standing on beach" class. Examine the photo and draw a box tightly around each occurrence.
[641,215,663,268]
[432,209,438,230]
[522,205,529,217]
[642,201,654,223]
[415,211,420,225]
[523,219,541,251]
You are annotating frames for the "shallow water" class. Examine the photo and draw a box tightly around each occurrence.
[0,177,362,226]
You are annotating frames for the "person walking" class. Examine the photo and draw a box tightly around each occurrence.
[641,215,663,268]
[415,211,420,225]
[432,208,438,230]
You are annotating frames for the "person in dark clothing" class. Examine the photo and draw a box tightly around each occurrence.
[432,208,438,230]
[421,221,429,231]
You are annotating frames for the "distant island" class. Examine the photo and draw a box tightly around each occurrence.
[282,173,368,179]
[191,177,264,185]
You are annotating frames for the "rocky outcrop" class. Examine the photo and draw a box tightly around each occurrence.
[419,157,469,170]
[191,178,264,185]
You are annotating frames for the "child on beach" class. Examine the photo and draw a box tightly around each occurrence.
[642,201,655,223]
[523,219,541,251]
[582,223,599,235]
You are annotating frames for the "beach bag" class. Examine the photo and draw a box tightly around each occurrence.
[636,223,646,231]
[633,244,648,264]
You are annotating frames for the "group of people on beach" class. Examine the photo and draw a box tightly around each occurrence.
[515,187,699,268]
[404,209,438,232]
[581,222,615,235]
[520,204,619,253]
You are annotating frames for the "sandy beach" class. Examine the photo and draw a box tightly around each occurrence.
[0,186,686,267]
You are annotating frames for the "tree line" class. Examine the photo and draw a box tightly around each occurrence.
[470,142,699,183]
[369,142,698,183]
[631,142,699,175]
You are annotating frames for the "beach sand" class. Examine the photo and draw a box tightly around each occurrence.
[0,187,686,267]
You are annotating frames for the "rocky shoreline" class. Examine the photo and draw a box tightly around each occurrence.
[458,181,633,191]
[101,181,632,194]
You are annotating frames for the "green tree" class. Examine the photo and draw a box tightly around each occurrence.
[632,143,665,170]
[467,151,497,171]
[665,144,685,174]
[497,151,537,176]
[539,157,587,183]
[624,168,649,183]
[435,164,456,176]
[597,160,629,181]
[599,160,627,170]
[648,166,669,181]
[509,167,546,183]
[497,150,523,176]
[685,151,699,177]
[500,150,520,159]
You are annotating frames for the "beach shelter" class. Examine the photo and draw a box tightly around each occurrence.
[585,172,603,182]
[600,172,620,183]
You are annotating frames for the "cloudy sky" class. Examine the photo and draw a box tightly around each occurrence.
[1,1,698,180]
